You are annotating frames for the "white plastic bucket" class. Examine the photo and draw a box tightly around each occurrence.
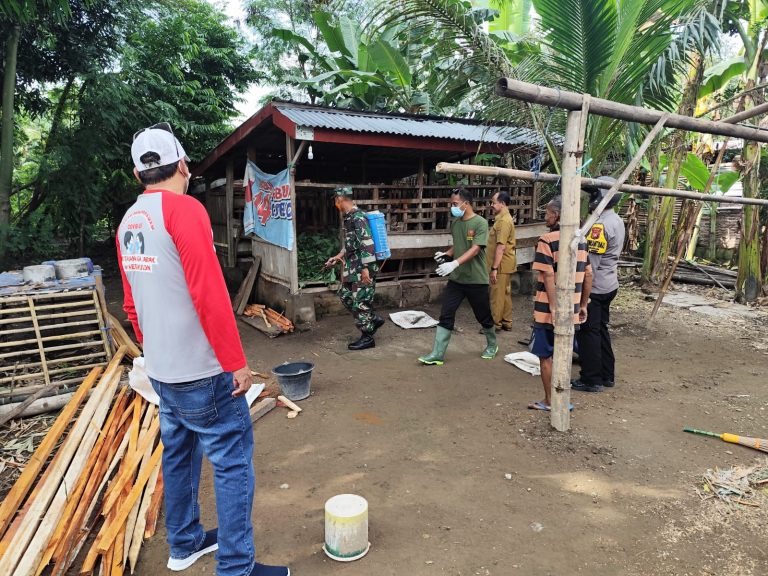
[323,494,370,562]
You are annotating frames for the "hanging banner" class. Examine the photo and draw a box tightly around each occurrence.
[243,160,294,251]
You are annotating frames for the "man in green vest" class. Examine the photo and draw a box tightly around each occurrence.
[418,187,497,365]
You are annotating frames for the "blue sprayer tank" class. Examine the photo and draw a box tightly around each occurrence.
[365,211,391,260]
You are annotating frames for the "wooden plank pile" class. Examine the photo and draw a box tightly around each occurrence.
[0,345,164,576]
[243,304,294,334]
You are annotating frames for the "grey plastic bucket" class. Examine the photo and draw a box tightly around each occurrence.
[272,362,314,401]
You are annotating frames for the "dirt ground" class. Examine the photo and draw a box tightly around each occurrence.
[113,280,768,576]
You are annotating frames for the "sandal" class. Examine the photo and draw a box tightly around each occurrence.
[527,401,574,412]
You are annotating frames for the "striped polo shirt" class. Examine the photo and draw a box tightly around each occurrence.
[532,228,592,330]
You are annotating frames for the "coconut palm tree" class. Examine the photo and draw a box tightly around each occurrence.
[374,0,700,172]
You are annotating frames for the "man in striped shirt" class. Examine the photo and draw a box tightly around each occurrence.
[528,196,592,412]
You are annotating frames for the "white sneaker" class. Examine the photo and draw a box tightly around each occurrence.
[167,528,218,571]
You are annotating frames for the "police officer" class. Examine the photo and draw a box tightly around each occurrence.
[325,187,384,350]
[572,177,626,392]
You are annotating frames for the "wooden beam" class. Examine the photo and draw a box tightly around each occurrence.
[435,163,768,207]
[225,158,236,268]
[495,78,768,144]
[286,135,299,295]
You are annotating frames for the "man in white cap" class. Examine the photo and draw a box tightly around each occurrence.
[117,123,290,576]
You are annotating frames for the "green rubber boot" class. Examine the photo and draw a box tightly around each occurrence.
[418,326,452,365]
[481,327,498,359]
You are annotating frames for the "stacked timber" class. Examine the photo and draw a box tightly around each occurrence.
[0,345,163,576]
[243,304,294,333]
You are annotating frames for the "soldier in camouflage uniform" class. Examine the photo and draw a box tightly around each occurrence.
[324,187,385,350]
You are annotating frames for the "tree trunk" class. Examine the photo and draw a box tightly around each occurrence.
[19,76,76,220]
[0,25,21,260]
[736,28,767,301]
[736,134,764,301]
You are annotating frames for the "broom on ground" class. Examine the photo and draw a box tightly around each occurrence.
[684,428,768,454]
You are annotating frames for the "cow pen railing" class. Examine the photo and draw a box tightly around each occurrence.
[294,182,537,233]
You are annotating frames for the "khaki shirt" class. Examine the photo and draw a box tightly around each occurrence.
[486,209,517,274]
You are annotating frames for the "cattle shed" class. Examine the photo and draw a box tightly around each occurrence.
[192,100,548,324]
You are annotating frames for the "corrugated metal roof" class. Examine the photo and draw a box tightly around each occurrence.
[274,103,544,147]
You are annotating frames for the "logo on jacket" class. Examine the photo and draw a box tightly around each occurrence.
[587,223,608,254]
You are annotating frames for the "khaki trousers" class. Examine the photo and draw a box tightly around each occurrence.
[490,272,513,328]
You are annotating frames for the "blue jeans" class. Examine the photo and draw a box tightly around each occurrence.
[151,372,255,576]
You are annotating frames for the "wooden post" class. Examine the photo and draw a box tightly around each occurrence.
[286,135,299,294]
[550,110,586,432]
[27,297,51,386]
[707,205,718,260]
[225,159,235,268]
[417,155,425,231]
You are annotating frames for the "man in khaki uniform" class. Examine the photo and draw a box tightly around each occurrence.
[486,192,516,330]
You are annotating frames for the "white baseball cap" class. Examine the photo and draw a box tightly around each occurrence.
[131,122,189,171]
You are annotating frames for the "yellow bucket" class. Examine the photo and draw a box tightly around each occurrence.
[323,494,370,562]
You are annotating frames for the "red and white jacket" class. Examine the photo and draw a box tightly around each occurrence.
[116,189,246,383]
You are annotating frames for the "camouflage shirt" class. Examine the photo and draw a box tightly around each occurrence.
[342,207,378,282]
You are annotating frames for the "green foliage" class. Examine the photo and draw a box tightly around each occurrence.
[298,231,339,287]
[659,152,740,193]
[4,0,258,262]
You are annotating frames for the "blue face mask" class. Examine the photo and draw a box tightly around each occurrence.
[450,206,465,218]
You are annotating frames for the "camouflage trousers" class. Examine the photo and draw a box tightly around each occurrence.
[338,280,377,333]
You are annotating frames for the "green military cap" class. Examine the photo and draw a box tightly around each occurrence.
[334,186,354,197]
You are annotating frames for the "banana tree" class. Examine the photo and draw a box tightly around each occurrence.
[274,11,450,112]
[642,2,725,283]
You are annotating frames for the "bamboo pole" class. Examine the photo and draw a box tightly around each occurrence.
[0,367,103,540]
[494,78,768,143]
[0,363,106,385]
[106,314,142,360]
[0,381,61,428]
[0,340,103,360]
[434,163,768,207]
[27,296,51,386]
[549,109,586,432]
[573,114,670,250]
[92,289,113,360]
[721,100,768,124]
